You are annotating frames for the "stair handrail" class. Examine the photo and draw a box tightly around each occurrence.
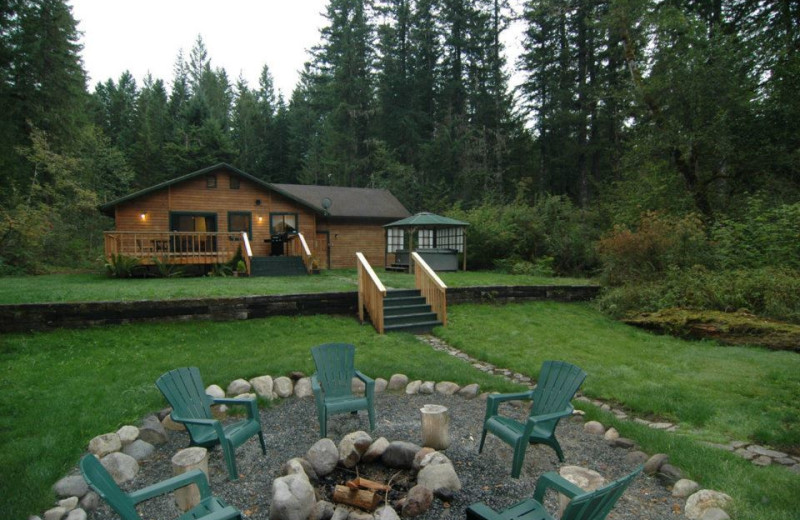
[411,252,447,326]
[241,232,252,275]
[290,232,313,273]
[356,252,387,333]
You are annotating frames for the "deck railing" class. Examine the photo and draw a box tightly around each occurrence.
[103,231,251,266]
[356,252,387,333]
[412,252,448,326]
[241,232,252,275]
[289,232,313,273]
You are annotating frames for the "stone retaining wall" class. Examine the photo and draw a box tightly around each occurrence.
[0,285,599,333]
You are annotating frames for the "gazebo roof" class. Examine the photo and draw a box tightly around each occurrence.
[384,212,469,228]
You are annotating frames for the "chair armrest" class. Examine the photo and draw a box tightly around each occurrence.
[484,390,535,419]
[522,406,574,438]
[211,396,259,419]
[311,374,322,394]
[354,370,375,398]
[465,502,504,520]
[170,414,218,427]
[532,471,585,503]
[128,469,211,504]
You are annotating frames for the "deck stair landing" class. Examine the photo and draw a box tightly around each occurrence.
[250,256,307,277]
[383,289,442,333]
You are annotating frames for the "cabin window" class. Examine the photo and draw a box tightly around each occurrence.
[229,176,240,189]
[418,229,434,248]
[228,211,252,239]
[206,175,217,188]
[270,213,298,234]
[387,228,404,253]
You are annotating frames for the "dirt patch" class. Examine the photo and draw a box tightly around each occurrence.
[623,308,800,351]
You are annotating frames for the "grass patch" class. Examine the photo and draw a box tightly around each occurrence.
[0,269,596,304]
[437,302,800,450]
[0,315,518,518]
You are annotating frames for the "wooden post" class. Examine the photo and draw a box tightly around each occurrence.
[420,404,450,450]
[171,447,209,511]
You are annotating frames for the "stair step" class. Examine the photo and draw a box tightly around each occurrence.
[383,303,432,317]
[384,296,426,307]
[384,320,443,334]
[386,289,422,298]
[384,312,439,327]
[250,256,307,277]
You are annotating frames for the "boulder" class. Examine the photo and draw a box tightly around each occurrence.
[306,438,339,477]
[88,433,121,458]
[657,463,683,485]
[43,507,66,520]
[603,427,619,441]
[351,377,366,394]
[419,451,451,468]
[672,479,701,498]
[58,496,79,511]
[644,453,669,475]
[116,425,139,446]
[65,509,87,520]
[583,421,605,435]
[282,458,317,482]
[53,476,88,499]
[362,437,390,463]
[138,415,168,445]
[402,485,433,517]
[309,500,335,520]
[274,376,294,398]
[625,450,649,465]
[417,462,462,494]
[457,383,480,399]
[374,505,401,520]
[406,380,422,395]
[413,447,436,471]
[270,473,316,520]
[700,508,730,520]
[122,439,155,461]
[610,437,636,449]
[387,374,409,391]
[419,381,435,395]
[374,378,388,393]
[100,452,139,484]
[382,441,422,469]
[338,431,372,468]
[434,381,460,395]
[205,384,225,399]
[250,376,274,399]
[79,492,100,511]
[558,466,605,515]
[294,377,313,398]
[226,378,251,396]
[685,490,733,520]
[162,414,186,431]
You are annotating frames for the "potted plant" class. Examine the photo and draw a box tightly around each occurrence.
[235,259,247,277]
[310,257,321,274]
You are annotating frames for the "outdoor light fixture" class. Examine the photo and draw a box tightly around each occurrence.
[139,212,147,221]
[257,215,263,223]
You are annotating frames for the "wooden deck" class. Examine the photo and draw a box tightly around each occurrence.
[104,231,249,265]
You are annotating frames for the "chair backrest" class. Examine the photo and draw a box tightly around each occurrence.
[311,343,356,398]
[155,367,213,439]
[530,360,587,417]
[562,466,643,520]
[80,455,140,520]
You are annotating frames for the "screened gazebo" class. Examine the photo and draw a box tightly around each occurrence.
[384,212,469,272]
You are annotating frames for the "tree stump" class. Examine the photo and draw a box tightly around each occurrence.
[420,404,450,450]
[171,447,209,511]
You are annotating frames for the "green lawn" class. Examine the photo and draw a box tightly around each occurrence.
[2,301,797,520]
[0,269,596,304]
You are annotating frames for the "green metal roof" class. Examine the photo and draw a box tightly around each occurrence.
[384,212,469,228]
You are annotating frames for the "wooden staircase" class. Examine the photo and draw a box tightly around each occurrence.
[383,289,442,333]
[250,256,308,276]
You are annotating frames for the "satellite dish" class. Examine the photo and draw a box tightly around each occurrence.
[321,197,332,210]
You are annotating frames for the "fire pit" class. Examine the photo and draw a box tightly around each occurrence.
[270,431,462,519]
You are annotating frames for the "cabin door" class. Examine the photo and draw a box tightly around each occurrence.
[315,231,330,269]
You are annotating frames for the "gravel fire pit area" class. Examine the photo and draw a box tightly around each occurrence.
[84,392,688,520]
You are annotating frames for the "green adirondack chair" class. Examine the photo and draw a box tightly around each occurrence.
[311,343,375,437]
[155,367,266,480]
[466,465,643,520]
[80,454,242,520]
[479,360,586,478]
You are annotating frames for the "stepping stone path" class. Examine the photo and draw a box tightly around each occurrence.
[415,334,800,474]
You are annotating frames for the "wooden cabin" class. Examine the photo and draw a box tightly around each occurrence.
[99,163,410,274]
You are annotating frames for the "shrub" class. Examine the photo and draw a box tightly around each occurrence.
[104,254,140,278]
[596,211,712,286]
[596,267,800,324]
